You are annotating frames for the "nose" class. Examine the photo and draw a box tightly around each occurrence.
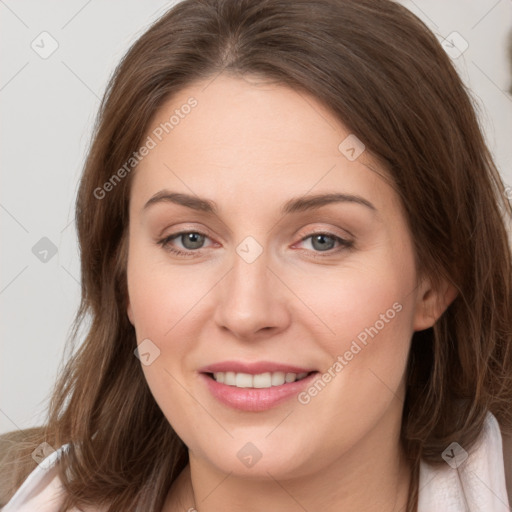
[213,248,291,340]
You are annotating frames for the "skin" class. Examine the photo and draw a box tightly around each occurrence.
[126,74,455,511]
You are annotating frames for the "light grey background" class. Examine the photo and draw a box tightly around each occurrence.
[1,0,511,435]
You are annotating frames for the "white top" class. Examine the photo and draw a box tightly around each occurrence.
[2,411,510,511]
[418,411,510,511]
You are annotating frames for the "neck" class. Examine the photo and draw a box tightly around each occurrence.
[188,452,411,512]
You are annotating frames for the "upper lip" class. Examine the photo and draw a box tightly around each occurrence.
[199,361,317,375]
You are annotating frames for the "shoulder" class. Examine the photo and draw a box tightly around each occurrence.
[502,424,512,508]
[1,441,70,512]
[0,439,105,512]
[418,411,511,512]
[0,428,43,507]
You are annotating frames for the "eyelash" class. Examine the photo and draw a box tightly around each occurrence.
[157,230,354,258]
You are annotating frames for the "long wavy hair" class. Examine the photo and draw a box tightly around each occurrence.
[2,0,512,510]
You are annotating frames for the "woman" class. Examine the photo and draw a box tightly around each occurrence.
[1,0,511,510]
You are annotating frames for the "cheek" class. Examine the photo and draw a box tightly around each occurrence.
[288,250,417,424]
[126,242,211,338]
[126,246,208,433]
[291,249,417,430]
[290,257,415,356]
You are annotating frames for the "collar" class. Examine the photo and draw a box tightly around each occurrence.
[418,411,510,511]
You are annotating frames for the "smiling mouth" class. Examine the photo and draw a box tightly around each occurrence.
[205,371,317,389]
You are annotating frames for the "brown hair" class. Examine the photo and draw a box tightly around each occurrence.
[2,0,511,510]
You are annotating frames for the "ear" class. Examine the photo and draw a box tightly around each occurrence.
[127,301,135,326]
[413,275,458,331]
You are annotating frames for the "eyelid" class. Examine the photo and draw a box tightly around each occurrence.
[293,224,354,244]
[156,221,214,240]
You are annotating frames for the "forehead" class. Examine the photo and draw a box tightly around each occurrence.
[144,74,350,161]
[131,74,393,213]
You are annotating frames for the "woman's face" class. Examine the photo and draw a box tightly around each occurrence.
[126,74,435,479]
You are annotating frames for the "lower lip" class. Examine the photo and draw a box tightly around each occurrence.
[200,372,318,412]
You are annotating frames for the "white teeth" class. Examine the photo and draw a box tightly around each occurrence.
[212,371,311,388]
[253,372,272,388]
[285,372,296,383]
[271,371,285,386]
[235,373,253,388]
[224,371,236,386]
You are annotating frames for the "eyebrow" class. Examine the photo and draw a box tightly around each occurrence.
[143,190,376,215]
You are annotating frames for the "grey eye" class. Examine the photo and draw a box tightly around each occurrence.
[310,234,336,251]
[180,232,206,249]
